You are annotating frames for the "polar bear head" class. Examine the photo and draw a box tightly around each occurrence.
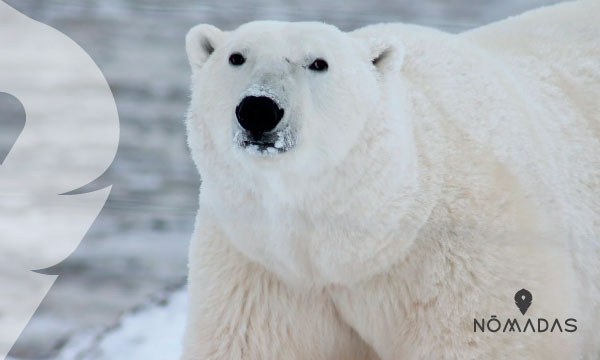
[185,21,421,284]
[185,21,406,186]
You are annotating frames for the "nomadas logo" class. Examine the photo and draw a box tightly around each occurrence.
[473,289,578,333]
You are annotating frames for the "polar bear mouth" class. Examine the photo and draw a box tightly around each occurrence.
[233,126,295,156]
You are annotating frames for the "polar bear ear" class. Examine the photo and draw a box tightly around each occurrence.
[186,24,227,69]
[353,33,405,73]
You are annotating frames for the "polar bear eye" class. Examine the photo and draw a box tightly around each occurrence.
[308,59,328,72]
[229,53,246,66]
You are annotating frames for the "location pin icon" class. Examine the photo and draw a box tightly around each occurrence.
[514,289,532,315]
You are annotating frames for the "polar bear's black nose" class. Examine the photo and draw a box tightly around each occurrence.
[236,96,284,135]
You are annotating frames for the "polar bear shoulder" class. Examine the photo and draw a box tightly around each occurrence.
[463,0,600,61]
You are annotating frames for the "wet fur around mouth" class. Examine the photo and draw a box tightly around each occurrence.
[233,125,296,156]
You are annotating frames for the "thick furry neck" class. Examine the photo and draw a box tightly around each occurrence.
[200,102,439,286]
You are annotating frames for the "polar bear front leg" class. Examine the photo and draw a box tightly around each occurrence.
[181,218,376,360]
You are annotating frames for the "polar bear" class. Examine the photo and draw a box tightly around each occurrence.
[181,1,600,359]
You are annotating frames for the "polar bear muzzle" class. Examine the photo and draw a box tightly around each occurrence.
[233,95,294,156]
[236,95,284,135]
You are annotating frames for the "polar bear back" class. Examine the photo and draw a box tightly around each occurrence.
[464,0,600,137]
[464,0,600,234]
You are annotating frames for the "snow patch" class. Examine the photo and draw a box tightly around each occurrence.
[54,287,187,360]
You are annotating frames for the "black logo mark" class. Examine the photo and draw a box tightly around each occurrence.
[514,288,532,315]
[474,289,577,333]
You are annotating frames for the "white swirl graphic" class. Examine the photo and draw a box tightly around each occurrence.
[0,1,119,358]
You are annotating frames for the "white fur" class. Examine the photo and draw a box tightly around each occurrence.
[182,1,600,359]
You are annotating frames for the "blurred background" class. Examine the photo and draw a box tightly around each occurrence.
[1,0,561,358]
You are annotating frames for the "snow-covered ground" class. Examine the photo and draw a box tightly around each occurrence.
[7,288,187,360]
[54,287,186,360]
[1,0,561,359]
